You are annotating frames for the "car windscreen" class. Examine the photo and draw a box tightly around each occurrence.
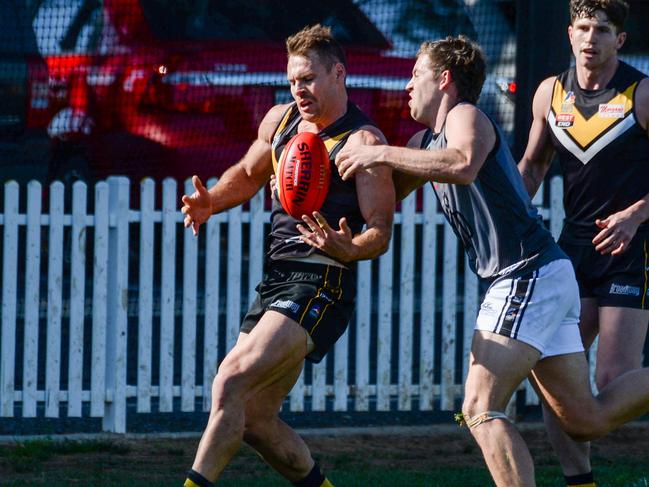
[139,0,390,48]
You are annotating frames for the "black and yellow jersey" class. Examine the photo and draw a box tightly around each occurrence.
[547,61,649,243]
[268,101,376,263]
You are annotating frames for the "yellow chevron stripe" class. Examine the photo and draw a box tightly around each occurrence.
[551,80,637,149]
[323,130,352,152]
[272,105,298,173]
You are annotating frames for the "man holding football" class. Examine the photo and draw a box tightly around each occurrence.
[518,1,649,485]
[335,34,649,486]
[180,24,394,487]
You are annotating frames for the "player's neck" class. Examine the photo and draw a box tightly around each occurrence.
[576,58,619,90]
[312,97,349,132]
[431,97,458,133]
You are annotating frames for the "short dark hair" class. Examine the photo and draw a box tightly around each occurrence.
[285,24,347,70]
[569,0,629,33]
[417,35,486,104]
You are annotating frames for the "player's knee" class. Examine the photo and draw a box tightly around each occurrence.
[210,357,249,408]
[559,412,608,442]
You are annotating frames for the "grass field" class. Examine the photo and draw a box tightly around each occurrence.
[1,423,648,486]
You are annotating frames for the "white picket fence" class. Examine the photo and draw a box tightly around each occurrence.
[0,176,570,433]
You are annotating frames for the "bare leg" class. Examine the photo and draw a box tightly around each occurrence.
[191,311,309,482]
[532,349,649,443]
[540,298,598,477]
[243,362,315,481]
[463,331,541,487]
[541,302,649,476]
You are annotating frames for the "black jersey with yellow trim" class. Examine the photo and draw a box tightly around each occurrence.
[548,61,649,243]
[268,101,377,262]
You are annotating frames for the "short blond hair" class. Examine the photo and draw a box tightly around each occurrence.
[286,24,347,70]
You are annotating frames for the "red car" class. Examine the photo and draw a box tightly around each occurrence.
[3,0,419,191]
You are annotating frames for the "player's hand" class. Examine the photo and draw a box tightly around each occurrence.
[297,212,356,262]
[335,144,382,181]
[592,209,642,256]
[181,175,212,236]
[269,174,278,200]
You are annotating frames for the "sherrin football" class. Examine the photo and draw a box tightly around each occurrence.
[277,132,330,219]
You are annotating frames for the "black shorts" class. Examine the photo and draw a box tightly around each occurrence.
[241,259,356,363]
[558,230,649,309]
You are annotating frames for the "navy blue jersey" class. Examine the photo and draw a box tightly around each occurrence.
[424,105,565,280]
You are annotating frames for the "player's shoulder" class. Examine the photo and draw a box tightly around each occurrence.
[446,103,494,134]
[259,103,294,141]
[535,76,557,101]
[406,129,429,148]
[348,124,388,145]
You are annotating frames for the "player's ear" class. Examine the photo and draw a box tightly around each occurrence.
[334,63,345,80]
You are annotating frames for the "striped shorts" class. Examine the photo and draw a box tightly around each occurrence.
[476,259,584,358]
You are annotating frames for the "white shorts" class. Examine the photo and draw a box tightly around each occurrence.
[476,259,584,358]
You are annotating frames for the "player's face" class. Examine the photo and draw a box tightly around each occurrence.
[405,54,443,126]
[569,10,626,70]
[287,52,342,124]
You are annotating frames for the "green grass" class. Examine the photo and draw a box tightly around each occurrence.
[0,439,647,486]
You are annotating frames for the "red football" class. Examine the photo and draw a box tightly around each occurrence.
[277,132,330,219]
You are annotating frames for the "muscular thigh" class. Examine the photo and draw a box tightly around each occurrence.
[464,331,540,412]
[220,311,308,397]
[596,306,649,377]
[530,352,596,420]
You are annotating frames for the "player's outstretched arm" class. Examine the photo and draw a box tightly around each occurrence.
[181,104,288,235]
[518,77,556,198]
[336,105,493,186]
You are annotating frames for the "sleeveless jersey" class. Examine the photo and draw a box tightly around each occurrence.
[268,102,376,262]
[424,107,565,280]
[547,61,649,243]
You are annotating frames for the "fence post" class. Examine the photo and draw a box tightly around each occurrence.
[103,177,130,433]
[23,181,43,418]
[91,182,109,418]
[1,181,19,417]
[45,182,64,418]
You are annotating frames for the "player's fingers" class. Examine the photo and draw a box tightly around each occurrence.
[592,227,612,245]
[339,217,352,237]
[595,235,617,254]
[301,215,321,234]
[595,218,608,229]
[611,241,627,256]
[193,175,208,195]
[312,212,329,231]
[296,223,315,237]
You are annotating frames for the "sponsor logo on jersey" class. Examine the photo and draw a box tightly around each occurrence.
[270,299,300,313]
[560,103,574,113]
[556,113,575,128]
[563,91,576,104]
[308,304,323,319]
[480,301,495,316]
[598,103,625,118]
[608,283,640,296]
